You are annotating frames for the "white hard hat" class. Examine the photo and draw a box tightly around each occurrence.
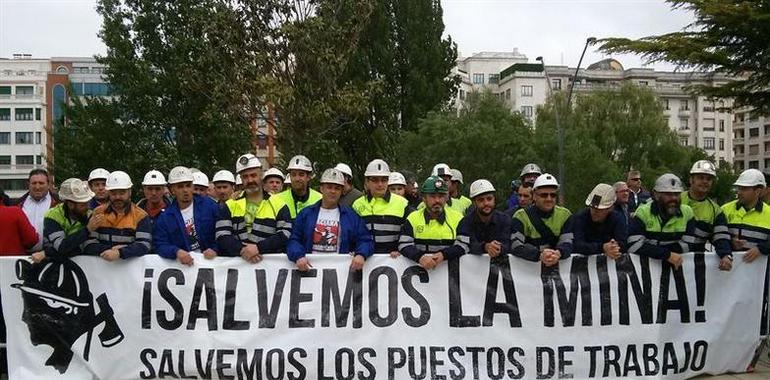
[88,168,110,182]
[364,159,390,177]
[287,155,313,172]
[168,166,194,185]
[690,160,716,177]
[533,173,558,190]
[193,172,209,187]
[469,179,495,198]
[320,168,346,186]
[212,170,236,184]
[431,163,452,177]
[283,176,291,184]
[142,170,167,186]
[520,163,542,178]
[654,173,684,193]
[236,153,262,173]
[105,171,133,190]
[734,168,766,187]
[235,174,242,186]
[59,178,95,203]
[334,163,353,178]
[388,172,407,186]
[450,169,464,184]
[262,168,285,181]
[585,183,616,209]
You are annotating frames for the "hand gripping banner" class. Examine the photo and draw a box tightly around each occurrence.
[0,253,765,379]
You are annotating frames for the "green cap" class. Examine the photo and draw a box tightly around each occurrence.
[421,175,449,194]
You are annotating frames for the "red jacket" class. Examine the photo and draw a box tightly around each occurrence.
[0,204,39,255]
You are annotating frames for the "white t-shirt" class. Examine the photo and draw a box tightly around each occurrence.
[22,192,51,251]
[180,204,200,251]
[312,207,340,254]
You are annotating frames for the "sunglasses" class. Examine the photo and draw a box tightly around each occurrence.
[629,178,641,181]
[538,192,558,199]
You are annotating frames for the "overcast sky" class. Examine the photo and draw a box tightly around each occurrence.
[0,0,694,70]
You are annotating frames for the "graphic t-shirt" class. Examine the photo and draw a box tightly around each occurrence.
[181,204,200,251]
[312,207,340,254]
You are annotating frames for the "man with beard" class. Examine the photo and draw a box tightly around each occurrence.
[571,184,627,257]
[33,179,99,263]
[216,154,292,262]
[510,173,573,267]
[627,173,697,270]
[681,160,732,270]
[153,166,220,265]
[444,179,511,258]
[288,168,373,271]
[211,170,236,204]
[276,155,322,219]
[87,168,110,210]
[399,176,464,270]
[82,171,152,261]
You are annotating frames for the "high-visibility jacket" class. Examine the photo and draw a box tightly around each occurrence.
[43,203,89,260]
[399,207,463,261]
[82,203,152,258]
[721,200,770,256]
[275,188,321,219]
[680,191,731,257]
[628,201,697,260]
[351,192,410,253]
[216,193,292,255]
[511,205,573,261]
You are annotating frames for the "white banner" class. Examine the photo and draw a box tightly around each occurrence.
[0,252,765,380]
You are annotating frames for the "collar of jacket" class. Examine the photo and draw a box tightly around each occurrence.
[365,191,391,202]
[736,200,764,212]
[291,188,310,202]
[422,208,446,224]
[529,204,555,218]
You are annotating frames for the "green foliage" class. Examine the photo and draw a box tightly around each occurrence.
[599,0,770,115]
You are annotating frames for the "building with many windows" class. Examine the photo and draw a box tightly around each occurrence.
[732,110,770,173]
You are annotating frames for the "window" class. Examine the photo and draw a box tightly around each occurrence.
[521,85,533,97]
[765,125,770,135]
[639,80,648,86]
[552,79,562,90]
[15,86,33,96]
[458,90,465,100]
[472,73,484,84]
[680,100,689,111]
[0,108,9,121]
[16,155,34,166]
[15,108,33,121]
[735,145,745,154]
[735,129,745,139]
[488,74,499,84]
[750,128,759,138]
[750,144,759,155]
[719,120,725,132]
[680,138,689,146]
[0,156,9,166]
[35,108,41,121]
[766,159,770,169]
[703,137,715,150]
[15,132,33,144]
[0,86,10,95]
[520,106,533,118]
[703,102,715,112]
[719,138,725,151]
[680,119,689,130]
[703,119,715,131]
[663,99,670,110]
[765,141,770,153]
[505,89,511,100]
[35,132,41,144]
[36,155,43,165]
[749,160,759,169]
[56,66,69,74]
[0,132,9,144]
[52,85,66,122]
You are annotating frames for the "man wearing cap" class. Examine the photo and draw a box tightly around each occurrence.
[137,170,171,222]
[217,154,292,262]
[444,179,511,258]
[682,160,732,269]
[336,163,363,208]
[627,170,651,214]
[520,163,542,186]
[352,160,411,255]
[87,168,110,210]
[388,172,407,197]
[82,171,152,260]
[212,170,236,204]
[571,184,627,257]
[32,179,98,262]
[448,169,472,215]
[262,168,285,195]
[511,173,573,266]
[722,169,770,264]
[153,166,221,265]
[627,173,698,269]
[288,168,373,271]
[277,155,322,219]
[399,176,464,269]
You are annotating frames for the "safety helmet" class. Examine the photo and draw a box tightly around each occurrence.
[431,163,452,178]
[364,159,390,177]
[334,163,353,178]
[212,170,236,184]
[734,168,766,187]
[690,160,716,177]
[585,183,616,209]
[235,174,242,186]
[236,153,262,173]
[520,163,543,178]
[469,179,495,198]
[388,172,407,186]
[450,169,464,184]
[59,178,95,203]
[141,170,167,186]
[533,173,559,190]
[421,176,449,194]
[88,168,110,183]
[286,155,313,172]
[105,171,132,191]
[167,166,194,185]
[320,168,346,186]
[262,168,285,181]
[13,260,92,308]
[283,176,291,185]
[192,172,209,187]
[654,173,684,193]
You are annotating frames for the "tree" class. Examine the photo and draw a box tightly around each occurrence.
[598,0,770,115]
[395,91,534,205]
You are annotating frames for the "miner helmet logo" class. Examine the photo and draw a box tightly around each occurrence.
[12,259,124,374]
[671,178,676,187]
[239,156,250,165]
[435,179,444,188]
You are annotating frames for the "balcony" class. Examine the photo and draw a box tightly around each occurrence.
[0,94,44,103]
[678,108,691,117]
